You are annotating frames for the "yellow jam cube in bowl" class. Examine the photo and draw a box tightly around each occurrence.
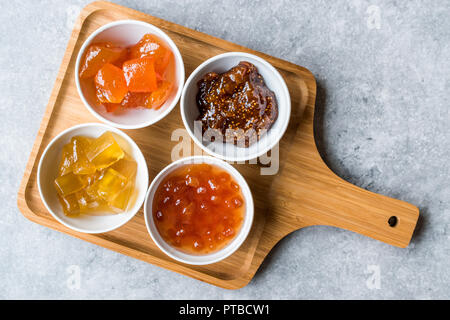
[71,136,96,175]
[54,172,88,196]
[86,131,125,169]
[110,184,134,211]
[110,155,137,180]
[96,168,128,203]
[37,123,149,234]
[57,193,80,217]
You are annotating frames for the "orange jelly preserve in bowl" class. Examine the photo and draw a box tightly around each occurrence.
[152,163,245,255]
[78,33,174,112]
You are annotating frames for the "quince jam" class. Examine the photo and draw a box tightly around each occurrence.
[153,164,245,255]
[54,132,137,216]
[196,61,278,147]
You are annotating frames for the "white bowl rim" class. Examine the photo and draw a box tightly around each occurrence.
[37,122,149,234]
[74,19,185,130]
[180,51,291,162]
[143,155,254,265]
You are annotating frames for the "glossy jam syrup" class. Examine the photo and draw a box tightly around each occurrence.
[79,34,174,112]
[55,132,137,216]
[153,164,245,255]
[196,61,278,147]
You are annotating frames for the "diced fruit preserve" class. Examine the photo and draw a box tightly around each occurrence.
[54,131,137,217]
[153,164,245,255]
[79,33,174,112]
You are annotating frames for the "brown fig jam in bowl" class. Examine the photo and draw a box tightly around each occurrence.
[180,52,291,162]
[144,156,254,265]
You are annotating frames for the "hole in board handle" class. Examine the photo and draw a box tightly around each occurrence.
[388,216,398,227]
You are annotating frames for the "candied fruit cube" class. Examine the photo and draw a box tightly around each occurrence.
[84,183,98,199]
[110,155,137,181]
[86,132,124,170]
[58,143,75,176]
[79,43,128,79]
[84,169,104,187]
[54,172,88,196]
[58,193,80,216]
[129,34,160,59]
[109,183,134,211]
[95,63,128,103]
[96,168,127,203]
[71,137,96,175]
[146,81,173,109]
[76,191,111,214]
[122,57,157,92]
[129,34,173,75]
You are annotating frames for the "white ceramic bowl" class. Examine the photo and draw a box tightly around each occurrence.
[75,20,185,129]
[37,123,149,233]
[144,156,254,265]
[180,52,291,162]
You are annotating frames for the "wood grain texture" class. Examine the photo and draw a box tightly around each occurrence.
[17,1,419,289]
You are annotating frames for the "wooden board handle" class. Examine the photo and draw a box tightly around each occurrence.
[310,169,419,247]
[270,111,420,248]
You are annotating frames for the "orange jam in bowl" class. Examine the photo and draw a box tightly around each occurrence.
[147,158,254,263]
[152,163,245,255]
[78,33,175,112]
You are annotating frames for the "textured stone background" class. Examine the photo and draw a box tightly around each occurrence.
[1,0,449,299]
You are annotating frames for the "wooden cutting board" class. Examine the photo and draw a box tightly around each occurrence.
[17,1,419,289]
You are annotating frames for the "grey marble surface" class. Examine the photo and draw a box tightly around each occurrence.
[1,0,449,299]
